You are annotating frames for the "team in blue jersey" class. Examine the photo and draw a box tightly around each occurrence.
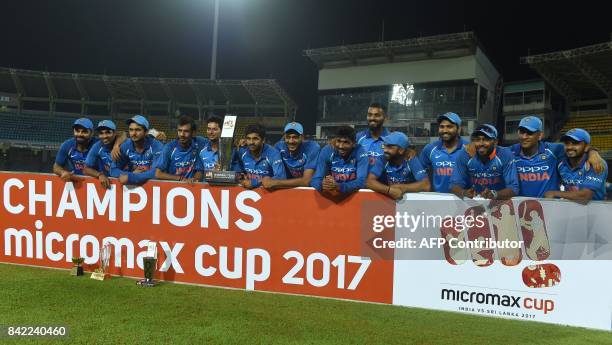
[54,104,608,202]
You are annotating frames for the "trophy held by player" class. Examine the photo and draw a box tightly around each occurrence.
[204,115,239,185]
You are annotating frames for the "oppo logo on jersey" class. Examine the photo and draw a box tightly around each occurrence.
[332,167,356,174]
[435,161,455,167]
[245,168,268,176]
[471,171,500,178]
[517,166,549,173]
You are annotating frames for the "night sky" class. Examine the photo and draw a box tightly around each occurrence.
[2,0,611,132]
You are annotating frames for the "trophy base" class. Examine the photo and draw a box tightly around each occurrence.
[204,171,238,186]
[70,266,84,276]
[90,271,111,281]
[136,279,157,287]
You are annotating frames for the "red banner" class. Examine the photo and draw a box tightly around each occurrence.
[0,172,394,304]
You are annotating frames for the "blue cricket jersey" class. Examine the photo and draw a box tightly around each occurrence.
[450,146,519,195]
[356,128,389,165]
[196,137,222,172]
[558,156,608,201]
[157,138,205,178]
[274,140,320,178]
[510,141,564,198]
[370,157,428,185]
[110,136,163,184]
[232,144,286,188]
[419,138,469,193]
[55,138,98,175]
[85,140,114,176]
[311,145,369,193]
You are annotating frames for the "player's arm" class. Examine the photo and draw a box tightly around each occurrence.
[53,141,73,181]
[264,169,315,189]
[545,166,605,202]
[544,189,594,202]
[111,131,127,161]
[395,178,431,194]
[338,150,369,193]
[394,158,431,193]
[310,145,331,192]
[449,151,474,199]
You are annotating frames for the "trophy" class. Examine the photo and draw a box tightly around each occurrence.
[137,241,158,287]
[70,257,84,276]
[204,115,239,185]
[91,243,111,280]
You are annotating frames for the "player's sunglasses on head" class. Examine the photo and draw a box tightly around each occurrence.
[472,125,496,138]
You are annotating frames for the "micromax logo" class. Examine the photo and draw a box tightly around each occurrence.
[440,289,555,314]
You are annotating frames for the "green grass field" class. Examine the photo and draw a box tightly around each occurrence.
[0,263,611,345]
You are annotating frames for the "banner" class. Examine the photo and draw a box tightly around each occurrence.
[0,172,394,303]
[2,172,611,330]
[389,193,612,331]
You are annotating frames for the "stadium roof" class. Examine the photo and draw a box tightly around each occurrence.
[303,32,479,69]
[0,67,296,114]
[521,40,612,102]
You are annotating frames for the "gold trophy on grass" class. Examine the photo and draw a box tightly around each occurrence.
[90,243,111,281]
[70,257,84,276]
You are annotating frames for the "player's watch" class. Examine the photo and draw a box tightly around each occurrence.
[490,190,498,200]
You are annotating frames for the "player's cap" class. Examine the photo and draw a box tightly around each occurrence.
[382,131,410,149]
[437,112,462,127]
[126,115,149,130]
[97,120,116,131]
[284,122,304,135]
[518,115,543,132]
[472,124,498,140]
[72,118,94,130]
[561,128,591,144]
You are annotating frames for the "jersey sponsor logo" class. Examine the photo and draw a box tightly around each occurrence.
[332,166,356,174]
[517,166,549,173]
[470,171,500,178]
[435,161,455,167]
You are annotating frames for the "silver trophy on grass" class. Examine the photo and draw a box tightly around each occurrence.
[90,243,111,281]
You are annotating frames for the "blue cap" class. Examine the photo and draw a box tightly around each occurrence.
[97,120,116,131]
[73,118,94,130]
[284,122,304,135]
[126,115,149,130]
[382,132,410,149]
[472,124,498,140]
[518,116,543,132]
[561,128,591,144]
[437,112,462,127]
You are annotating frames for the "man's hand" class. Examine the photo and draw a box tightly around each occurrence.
[388,186,403,200]
[133,166,148,173]
[180,177,198,185]
[322,175,338,191]
[111,145,122,162]
[60,171,73,182]
[480,188,496,200]
[261,176,276,190]
[213,163,221,171]
[98,174,111,189]
[586,150,605,174]
[404,148,417,160]
[119,174,129,185]
[239,179,253,189]
[154,131,167,142]
[235,138,247,148]
[462,188,476,199]
[464,143,476,158]
[543,191,557,199]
